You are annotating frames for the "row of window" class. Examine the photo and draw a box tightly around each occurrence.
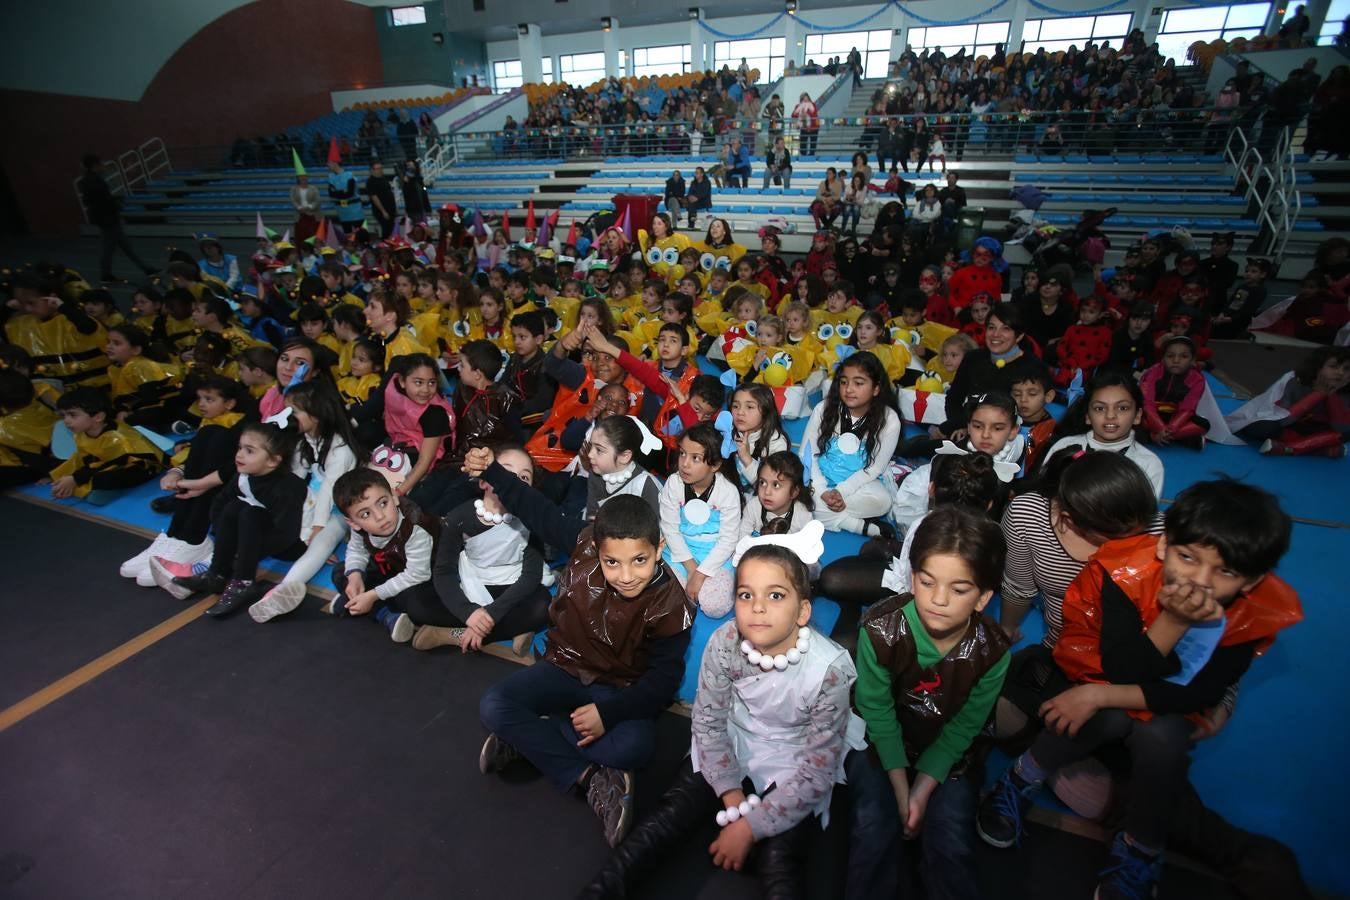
[490,5,1288,92]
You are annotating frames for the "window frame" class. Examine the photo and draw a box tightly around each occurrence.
[905,21,1010,59]
[804,29,893,79]
[389,5,428,27]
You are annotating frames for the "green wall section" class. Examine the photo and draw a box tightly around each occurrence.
[375,3,487,88]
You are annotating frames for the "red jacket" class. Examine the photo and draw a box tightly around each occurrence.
[1055,534,1302,725]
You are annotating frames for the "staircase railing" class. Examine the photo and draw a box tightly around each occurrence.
[1224,124,1300,265]
[73,136,171,223]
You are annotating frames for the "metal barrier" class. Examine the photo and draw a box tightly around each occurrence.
[1225,123,1301,265]
[140,137,172,181]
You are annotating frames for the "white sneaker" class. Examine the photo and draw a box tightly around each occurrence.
[158,537,215,568]
[120,533,169,579]
[149,555,199,601]
[389,613,415,643]
[248,580,308,623]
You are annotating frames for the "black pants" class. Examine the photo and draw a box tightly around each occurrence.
[581,758,813,899]
[332,565,440,621]
[408,467,481,516]
[167,427,237,544]
[373,212,395,240]
[427,582,552,639]
[208,499,306,581]
[98,222,154,280]
[1028,708,1193,850]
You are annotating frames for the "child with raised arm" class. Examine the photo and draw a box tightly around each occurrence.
[978,480,1302,900]
[415,446,553,656]
[847,506,1011,900]
[477,495,694,848]
[579,522,864,898]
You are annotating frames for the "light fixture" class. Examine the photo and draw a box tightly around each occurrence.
[517,23,529,35]
[688,7,700,18]
[601,16,612,31]
[432,32,444,45]
[785,0,797,14]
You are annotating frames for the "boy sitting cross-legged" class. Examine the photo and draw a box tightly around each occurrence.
[477,493,695,848]
[977,479,1303,900]
[328,467,443,644]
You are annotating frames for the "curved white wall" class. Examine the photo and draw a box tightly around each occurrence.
[0,0,252,100]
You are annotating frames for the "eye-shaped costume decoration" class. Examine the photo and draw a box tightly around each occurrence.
[745,319,758,338]
[637,229,692,278]
[452,319,472,338]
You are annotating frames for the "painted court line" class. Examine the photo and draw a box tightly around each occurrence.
[0,597,215,734]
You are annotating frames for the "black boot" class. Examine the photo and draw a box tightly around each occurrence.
[205,580,269,618]
[756,822,810,899]
[172,571,228,596]
[577,762,714,899]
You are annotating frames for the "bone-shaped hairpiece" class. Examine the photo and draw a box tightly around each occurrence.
[933,440,1020,483]
[733,519,826,567]
[628,416,664,456]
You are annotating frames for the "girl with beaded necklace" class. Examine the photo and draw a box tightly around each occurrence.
[577,521,865,899]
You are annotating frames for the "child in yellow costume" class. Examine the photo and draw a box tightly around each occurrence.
[5,272,111,389]
[887,292,958,363]
[476,287,516,353]
[49,388,163,501]
[726,315,813,386]
[846,310,911,383]
[104,325,182,420]
[410,271,482,360]
[365,292,432,367]
[0,371,56,488]
[337,339,384,408]
[692,218,746,277]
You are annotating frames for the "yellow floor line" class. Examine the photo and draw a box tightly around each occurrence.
[0,597,215,733]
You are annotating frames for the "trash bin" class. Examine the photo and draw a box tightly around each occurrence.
[954,208,985,251]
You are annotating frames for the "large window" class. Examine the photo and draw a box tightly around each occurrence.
[390,5,427,27]
[633,44,692,78]
[713,37,786,82]
[540,58,554,85]
[1156,3,1270,62]
[906,22,1010,58]
[493,59,522,92]
[1022,13,1132,53]
[805,29,892,79]
[560,51,607,86]
[1317,0,1350,44]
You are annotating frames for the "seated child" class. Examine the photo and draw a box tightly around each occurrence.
[588,326,712,461]
[1010,362,1058,472]
[337,338,384,410]
[366,291,432,367]
[1106,302,1157,375]
[239,293,289,348]
[477,494,695,847]
[978,481,1301,900]
[1226,345,1350,457]
[847,506,1010,899]
[888,290,958,364]
[525,326,642,472]
[326,467,441,643]
[659,423,743,617]
[1209,258,1270,340]
[501,311,558,436]
[728,383,792,491]
[1053,294,1114,388]
[408,339,516,515]
[847,310,910,384]
[294,302,340,358]
[329,304,367,376]
[153,416,307,617]
[104,324,181,424]
[802,352,902,537]
[238,345,279,405]
[1140,336,1210,450]
[579,522,864,898]
[1040,371,1165,497]
[382,353,455,499]
[81,288,124,330]
[48,387,163,503]
[957,292,992,347]
[414,446,554,656]
[6,271,111,389]
[893,392,1022,532]
[0,371,56,489]
[715,290,766,364]
[924,332,976,387]
[739,450,815,540]
[123,375,244,585]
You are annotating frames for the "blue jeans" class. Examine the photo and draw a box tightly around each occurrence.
[844,750,980,900]
[479,659,657,791]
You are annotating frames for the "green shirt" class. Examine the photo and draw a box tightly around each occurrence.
[855,600,1009,782]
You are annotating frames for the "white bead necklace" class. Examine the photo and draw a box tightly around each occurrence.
[601,464,634,486]
[741,626,811,672]
[474,499,505,525]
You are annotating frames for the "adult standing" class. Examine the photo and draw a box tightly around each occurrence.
[401,160,430,225]
[289,154,322,245]
[396,109,419,161]
[326,143,364,235]
[364,160,398,239]
[792,92,820,157]
[78,153,157,284]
